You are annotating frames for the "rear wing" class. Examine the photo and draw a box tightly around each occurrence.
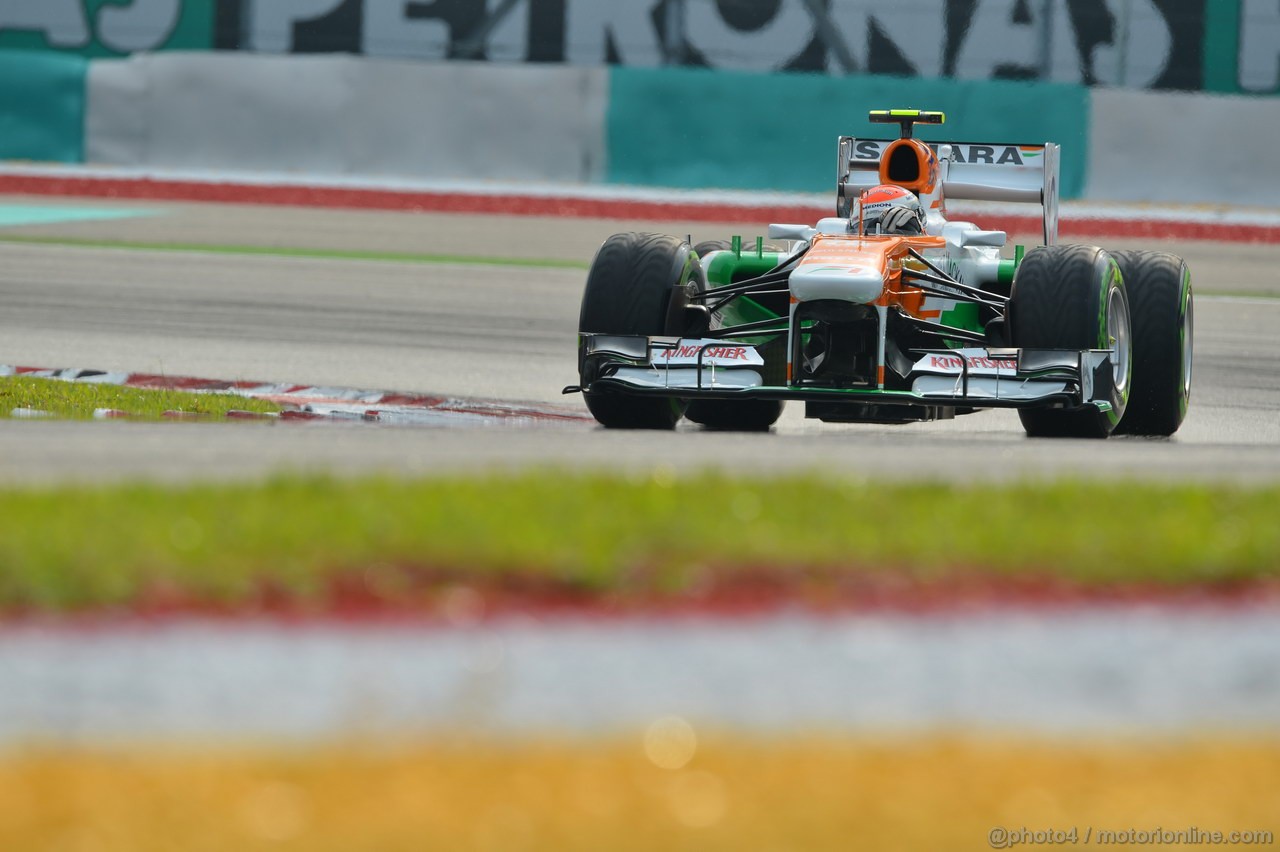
[837,137,1061,245]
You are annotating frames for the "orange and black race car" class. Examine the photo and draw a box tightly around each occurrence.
[568,110,1192,438]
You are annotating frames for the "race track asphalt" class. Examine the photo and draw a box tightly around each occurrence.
[0,198,1277,484]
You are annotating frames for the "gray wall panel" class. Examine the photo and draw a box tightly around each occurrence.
[152,53,349,174]
[84,55,148,166]
[84,53,607,184]
[1088,88,1280,205]
[342,60,606,183]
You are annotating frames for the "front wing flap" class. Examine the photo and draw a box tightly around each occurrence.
[576,335,1115,412]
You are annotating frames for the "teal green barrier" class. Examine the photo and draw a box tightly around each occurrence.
[607,67,1089,199]
[0,50,87,162]
[1202,3,1244,94]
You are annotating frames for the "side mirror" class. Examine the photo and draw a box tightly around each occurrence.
[959,229,1007,248]
[768,223,817,242]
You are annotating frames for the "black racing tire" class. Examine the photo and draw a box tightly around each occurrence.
[579,232,702,429]
[1110,251,1193,436]
[683,239,786,431]
[1009,245,1132,439]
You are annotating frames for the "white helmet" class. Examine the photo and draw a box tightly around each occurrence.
[852,185,925,235]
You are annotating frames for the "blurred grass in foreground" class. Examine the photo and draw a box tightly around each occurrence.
[0,377,281,421]
[0,473,1276,611]
[2,736,1276,852]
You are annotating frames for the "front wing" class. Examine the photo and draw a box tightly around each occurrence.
[574,335,1117,413]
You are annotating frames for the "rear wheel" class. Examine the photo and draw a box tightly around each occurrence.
[1110,251,1193,436]
[1010,245,1131,438]
[579,233,701,429]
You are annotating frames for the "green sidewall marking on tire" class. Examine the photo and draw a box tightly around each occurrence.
[1179,266,1193,418]
[1099,257,1127,427]
[1097,258,1117,349]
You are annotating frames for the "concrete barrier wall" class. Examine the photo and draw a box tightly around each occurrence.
[86,53,608,184]
[80,55,1091,196]
[6,51,1280,206]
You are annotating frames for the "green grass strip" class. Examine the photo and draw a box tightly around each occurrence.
[0,472,1275,611]
[0,235,589,270]
[0,376,281,421]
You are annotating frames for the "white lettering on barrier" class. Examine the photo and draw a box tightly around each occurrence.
[1094,0,1173,89]
[825,2,945,77]
[98,0,180,53]
[953,0,1174,87]
[565,0,663,66]
[360,0,530,61]
[0,0,183,53]
[1241,0,1280,92]
[684,0,814,72]
[952,0,1042,81]
[0,0,89,48]
[224,1,1196,91]
[364,0,451,59]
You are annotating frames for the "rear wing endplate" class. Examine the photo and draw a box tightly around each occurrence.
[837,138,1061,245]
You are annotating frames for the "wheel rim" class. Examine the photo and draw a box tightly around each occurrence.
[1182,289,1194,399]
[1108,284,1131,398]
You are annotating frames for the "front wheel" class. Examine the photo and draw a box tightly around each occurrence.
[579,232,702,429]
[682,239,786,431]
[1010,245,1131,439]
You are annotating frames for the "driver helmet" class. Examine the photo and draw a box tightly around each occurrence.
[852,185,925,235]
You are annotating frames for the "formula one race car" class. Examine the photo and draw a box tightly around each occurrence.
[567,109,1193,438]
